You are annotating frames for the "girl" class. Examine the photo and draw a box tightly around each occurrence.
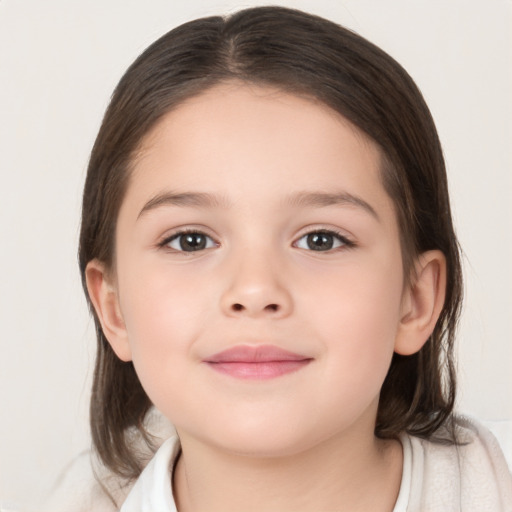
[46,6,511,511]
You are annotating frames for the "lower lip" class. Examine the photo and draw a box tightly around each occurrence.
[205,360,311,380]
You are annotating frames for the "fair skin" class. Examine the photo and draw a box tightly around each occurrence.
[86,82,446,511]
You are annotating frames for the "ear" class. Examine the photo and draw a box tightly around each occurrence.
[394,250,447,356]
[85,259,132,362]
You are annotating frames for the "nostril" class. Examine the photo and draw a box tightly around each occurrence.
[230,303,280,313]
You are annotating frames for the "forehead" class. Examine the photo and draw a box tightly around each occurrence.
[125,82,392,219]
[138,81,377,157]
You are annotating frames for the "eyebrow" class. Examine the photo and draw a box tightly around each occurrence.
[285,191,379,220]
[137,190,379,221]
[138,191,229,218]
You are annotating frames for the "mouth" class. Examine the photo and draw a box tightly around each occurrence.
[204,345,313,380]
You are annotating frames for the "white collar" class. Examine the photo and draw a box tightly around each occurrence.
[119,434,411,512]
[120,435,180,512]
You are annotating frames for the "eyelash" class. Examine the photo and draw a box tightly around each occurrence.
[157,228,216,252]
[158,228,355,253]
[294,229,355,252]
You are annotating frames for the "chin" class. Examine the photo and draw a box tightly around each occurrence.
[186,416,320,459]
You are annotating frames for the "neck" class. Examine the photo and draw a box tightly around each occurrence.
[172,424,402,512]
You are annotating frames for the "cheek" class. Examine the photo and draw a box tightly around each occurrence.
[121,260,211,337]
[117,264,213,391]
[309,257,404,388]
[118,271,215,424]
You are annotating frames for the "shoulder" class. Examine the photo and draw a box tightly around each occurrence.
[481,417,512,470]
[405,415,512,511]
[42,409,176,511]
[41,450,133,512]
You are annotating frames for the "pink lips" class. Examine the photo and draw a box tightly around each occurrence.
[204,345,312,380]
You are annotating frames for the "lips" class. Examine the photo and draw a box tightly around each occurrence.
[204,345,313,380]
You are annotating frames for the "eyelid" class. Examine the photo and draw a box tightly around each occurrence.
[158,227,219,252]
[292,227,355,251]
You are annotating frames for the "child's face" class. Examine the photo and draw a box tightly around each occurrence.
[109,82,409,455]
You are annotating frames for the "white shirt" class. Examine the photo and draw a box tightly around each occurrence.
[41,416,512,512]
[120,416,512,512]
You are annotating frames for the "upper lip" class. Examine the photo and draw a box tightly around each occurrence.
[205,344,311,363]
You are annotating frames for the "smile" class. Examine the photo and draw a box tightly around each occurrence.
[204,345,313,380]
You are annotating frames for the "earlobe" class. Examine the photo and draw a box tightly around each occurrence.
[394,250,447,356]
[85,259,133,362]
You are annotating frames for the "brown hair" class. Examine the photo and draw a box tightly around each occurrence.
[79,6,463,480]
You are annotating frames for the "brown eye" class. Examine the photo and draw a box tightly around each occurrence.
[307,233,334,250]
[166,232,216,252]
[295,231,350,251]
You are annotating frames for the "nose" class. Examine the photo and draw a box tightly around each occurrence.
[219,249,293,319]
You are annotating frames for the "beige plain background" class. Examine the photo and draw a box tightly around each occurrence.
[0,0,511,507]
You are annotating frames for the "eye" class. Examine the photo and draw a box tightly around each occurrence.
[163,231,217,252]
[294,230,352,252]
